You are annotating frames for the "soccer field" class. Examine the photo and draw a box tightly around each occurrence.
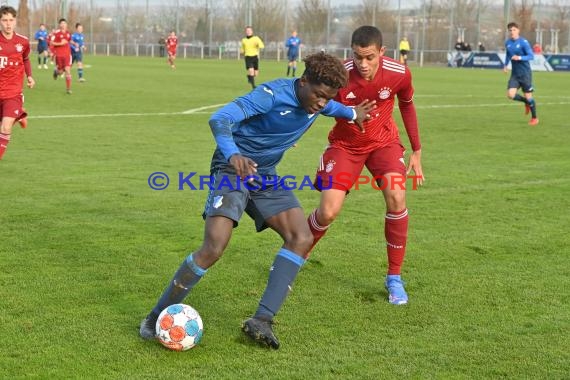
[1,56,569,378]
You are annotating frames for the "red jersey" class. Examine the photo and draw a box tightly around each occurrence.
[0,32,31,99]
[166,36,178,52]
[328,56,420,154]
[51,29,71,57]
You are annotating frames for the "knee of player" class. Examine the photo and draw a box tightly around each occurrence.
[198,240,226,263]
[283,229,314,254]
[318,206,340,226]
[385,193,406,211]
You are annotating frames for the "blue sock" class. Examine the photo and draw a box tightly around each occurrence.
[150,254,207,317]
[78,68,83,79]
[528,98,537,118]
[513,94,528,104]
[254,248,305,320]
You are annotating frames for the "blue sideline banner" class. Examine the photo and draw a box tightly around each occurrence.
[545,55,570,71]
[449,52,570,71]
[461,52,504,69]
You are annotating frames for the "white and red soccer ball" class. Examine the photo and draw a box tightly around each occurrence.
[156,303,203,351]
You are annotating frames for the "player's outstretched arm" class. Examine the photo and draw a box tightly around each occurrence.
[353,99,376,133]
[322,99,375,133]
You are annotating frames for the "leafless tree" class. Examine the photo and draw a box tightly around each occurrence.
[294,0,327,46]
[17,0,30,36]
[510,0,534,34]
[353,0,390,28]
[226,0,285,43]
[551,0,570,51]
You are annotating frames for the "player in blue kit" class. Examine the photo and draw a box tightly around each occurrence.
[70,23,86,82]
[504,22,538,126]
[139,52,375,349]
[285,30,301,77]
[33,23,48,69]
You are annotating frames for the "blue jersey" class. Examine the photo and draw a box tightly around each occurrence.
[34,29,48,49]
[285,36,301,55]
[71,32,84,52]
[505,37,533,77]
[209,78,355,176]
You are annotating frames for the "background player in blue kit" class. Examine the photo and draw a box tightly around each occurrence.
[285,30,301,77]
[71,23,86,82]
[33,23,48,69]
[504,22,538,126]
[139,52,375,349]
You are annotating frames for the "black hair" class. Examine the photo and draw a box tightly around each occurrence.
[351,25,383,48]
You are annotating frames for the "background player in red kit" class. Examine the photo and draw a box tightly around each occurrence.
[50,18,72,94]
[166,31,178,69]
[0,5,35,160]
[306,25,424,305]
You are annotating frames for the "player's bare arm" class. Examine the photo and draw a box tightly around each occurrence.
[27,76,35,89]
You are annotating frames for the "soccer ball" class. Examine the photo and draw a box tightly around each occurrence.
[156,303,203,351]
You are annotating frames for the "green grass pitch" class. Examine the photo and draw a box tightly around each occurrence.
[0,56,568,378]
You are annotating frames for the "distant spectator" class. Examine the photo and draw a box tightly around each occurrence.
[158,36,166,57]
[454,38,465,67]
[533,43,542,54]
[464,43,472,52]
[454,38,465,51]
[478,42,485,52]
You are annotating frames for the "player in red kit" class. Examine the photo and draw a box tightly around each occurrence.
[50,18,72,94]
[166,31,178,69]
[306,26,424,305]
[0,6,35,160]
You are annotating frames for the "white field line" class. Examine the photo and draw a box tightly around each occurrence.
[27,101,569,120]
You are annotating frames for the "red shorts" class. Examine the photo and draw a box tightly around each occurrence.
[314,142,406,192]
[0,94,26,121]
[55,55,71,71]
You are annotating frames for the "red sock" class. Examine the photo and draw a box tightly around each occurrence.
[385,208,409,275]
[0,133,11,160]
[305,209,330,258]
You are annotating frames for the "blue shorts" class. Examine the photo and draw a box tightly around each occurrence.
[287,52,298,62]
[72,51,83,64]
[202,168,301,232]
[37,44,48,54]
[508,74,534,92]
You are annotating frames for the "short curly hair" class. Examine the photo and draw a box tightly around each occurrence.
[302,52,348,89]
